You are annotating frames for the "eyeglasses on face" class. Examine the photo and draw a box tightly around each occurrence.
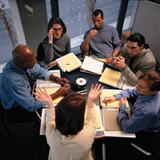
[53,28,62,32]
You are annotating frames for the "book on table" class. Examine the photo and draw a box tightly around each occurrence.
[99,67,124,89]
[36,69,63,135]
[80,56,104,75]
[36,70,61,88]
[56,52,82,72]
[36,70,62,105]
[99,67,136,89]
[99,89,135,138]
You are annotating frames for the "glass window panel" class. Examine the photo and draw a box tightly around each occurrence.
[58,0,135,52]
[0,0,18,64]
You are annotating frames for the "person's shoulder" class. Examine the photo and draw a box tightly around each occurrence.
[30,63,46,72]
[42,35,49,42]
[121,43,128,51]
[142,48,156,62]
[63,34,70,39]
[105,24,116,30]
[1,66,20,84]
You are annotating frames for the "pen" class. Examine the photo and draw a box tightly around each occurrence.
[81,92,89,95]
[77,89,88,93]
[66,63,78,65]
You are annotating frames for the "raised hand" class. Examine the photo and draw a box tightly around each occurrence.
[88,29,98,39]
[88,83,104,101]
[33,87,52,103]
[114,56,126,69]
[48,27,54,44]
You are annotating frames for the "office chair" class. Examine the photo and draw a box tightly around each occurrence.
[126,139,160,160]
[36,42,45,67]
[155,58,160,70]
[0,98,39,143]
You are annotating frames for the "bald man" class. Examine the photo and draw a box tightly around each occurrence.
[0,44,70,115]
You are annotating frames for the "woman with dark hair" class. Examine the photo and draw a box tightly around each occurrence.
[34,84,103,160]
[42,17,71,68]
[103,70,160,154]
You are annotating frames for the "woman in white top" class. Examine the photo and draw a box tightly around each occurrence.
[34,84,103,160]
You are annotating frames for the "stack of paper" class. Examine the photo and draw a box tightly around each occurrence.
[99,67,124,88]
[100,89,129,109]
[37,70,61,88]
[80,56,104,75]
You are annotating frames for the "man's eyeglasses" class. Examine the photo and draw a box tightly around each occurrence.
[53,28,62,32]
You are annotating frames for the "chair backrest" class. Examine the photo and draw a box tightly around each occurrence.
[155,58,160,70]
[37,42,45,62]
[0,97,5,118]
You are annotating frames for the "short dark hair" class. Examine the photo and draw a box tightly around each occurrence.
[47,17,66,34]
[55,93,86,137]
[92,9,103,18]
[127,33,149,49]
[139,69,160,92]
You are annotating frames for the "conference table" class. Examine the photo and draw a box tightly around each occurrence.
[48,63,119,102]
[47,63,122,138]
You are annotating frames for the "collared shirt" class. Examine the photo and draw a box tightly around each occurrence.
[81,23,121,59]
[0,59,52,112]
[114,88,160,133]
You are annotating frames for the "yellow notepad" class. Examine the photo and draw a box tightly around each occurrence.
[99,67,122,88]
[41,88,62,104]
[56,52,82,72]
[101,89,129,109]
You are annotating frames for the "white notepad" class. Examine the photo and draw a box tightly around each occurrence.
[80,56,104,75]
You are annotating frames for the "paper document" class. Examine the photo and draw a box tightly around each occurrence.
[100,89,129,109]
[36,70,61,88]
[56,52,82,72]
[80,56,104,75]
[99,67,124,88]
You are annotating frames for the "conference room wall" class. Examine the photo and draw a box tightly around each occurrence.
[131,0,160,61]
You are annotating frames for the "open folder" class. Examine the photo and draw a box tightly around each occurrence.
[99,67,124,89]
[100,89,135,138]
[56,52,82,72]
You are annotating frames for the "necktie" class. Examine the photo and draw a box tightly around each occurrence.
[26,71,34,89]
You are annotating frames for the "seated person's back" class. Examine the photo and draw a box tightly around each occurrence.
[34,84,103,160]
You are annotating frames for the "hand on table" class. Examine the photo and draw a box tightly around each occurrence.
[102,96,116,104]
[120,97,126,105]
[105,56,113,65]
[56,77,69,86]
[55,84,71,97]
[49,61,57,67]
